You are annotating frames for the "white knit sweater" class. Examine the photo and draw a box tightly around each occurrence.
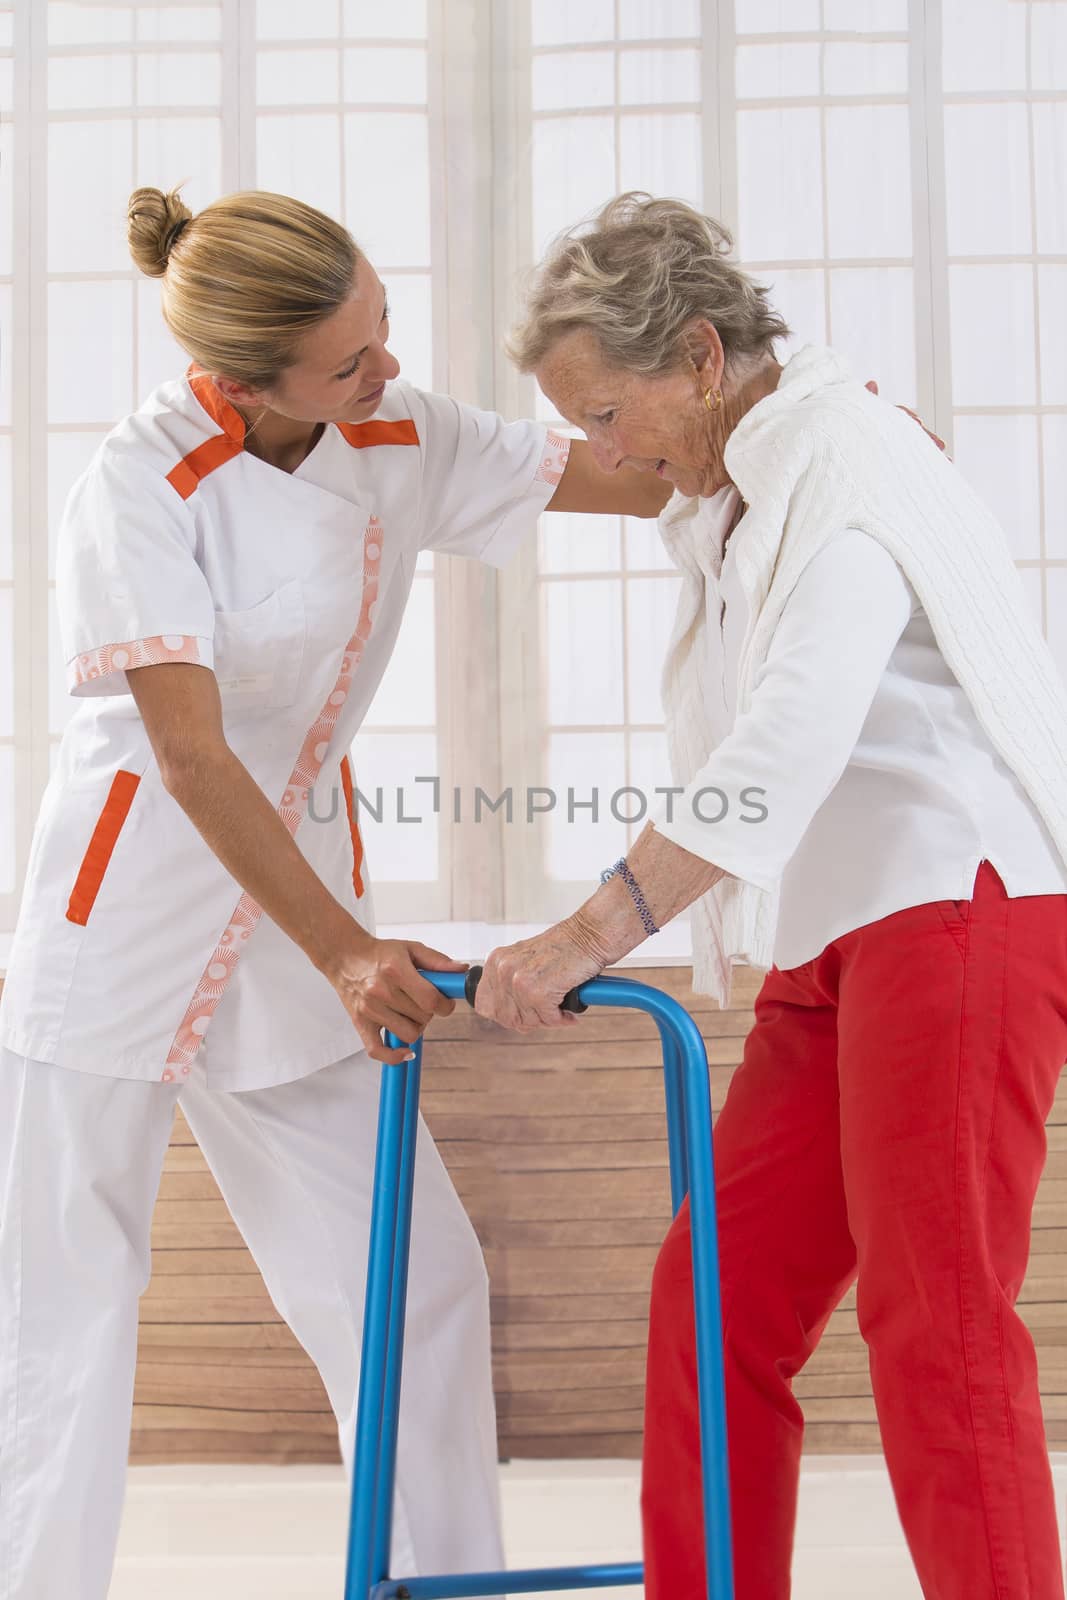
[658,343,1067,1006]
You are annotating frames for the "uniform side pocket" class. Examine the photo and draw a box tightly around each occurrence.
[66,769,142,926]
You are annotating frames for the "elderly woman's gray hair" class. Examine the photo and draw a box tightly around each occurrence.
[507,191,790,378]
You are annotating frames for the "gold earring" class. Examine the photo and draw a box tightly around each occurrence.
[703,387,723,412]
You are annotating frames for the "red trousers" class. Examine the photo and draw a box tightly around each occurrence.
[642,861,1067,1599]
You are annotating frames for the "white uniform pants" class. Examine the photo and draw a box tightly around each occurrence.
[0,1044,504,1600]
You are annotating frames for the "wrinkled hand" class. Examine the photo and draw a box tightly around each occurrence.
[866,378,947,453]
[330,936,465,1063]
[474,922,601,1033]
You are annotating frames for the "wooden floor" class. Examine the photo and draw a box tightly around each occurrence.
[127,962,1067,1464]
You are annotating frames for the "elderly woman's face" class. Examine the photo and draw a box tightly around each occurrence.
[535,329,725,498]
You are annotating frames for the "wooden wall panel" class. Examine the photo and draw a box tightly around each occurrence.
[3,970,1063,1462]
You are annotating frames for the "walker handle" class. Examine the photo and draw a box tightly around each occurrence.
[464,964,588,1015]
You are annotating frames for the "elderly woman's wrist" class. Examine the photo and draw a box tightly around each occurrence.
[561,907,617,969]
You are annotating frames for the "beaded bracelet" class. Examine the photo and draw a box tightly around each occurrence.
[601,856,661,938]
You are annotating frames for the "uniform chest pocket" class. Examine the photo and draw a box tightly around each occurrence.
[212,579,306,711]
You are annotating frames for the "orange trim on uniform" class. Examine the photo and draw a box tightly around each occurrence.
[66,770,142,927]
[336,419,419,449]
[167,365,247,500]
[339,753,365,899]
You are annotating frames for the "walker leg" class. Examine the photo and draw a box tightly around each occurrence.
[372,1042,424,1584]
[345,1052,417,1600]
[656,1022,689,1214]
[681,1025,735,1599]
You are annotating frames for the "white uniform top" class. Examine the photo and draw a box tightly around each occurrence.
[0,368,571,1091]
[655,488,1067,967]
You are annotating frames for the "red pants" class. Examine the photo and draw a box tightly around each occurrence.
[642,861,1067,1599]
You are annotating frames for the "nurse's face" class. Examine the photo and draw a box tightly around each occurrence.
[264,256,401,423]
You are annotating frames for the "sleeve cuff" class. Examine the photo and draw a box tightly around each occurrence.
[68,634,214,697]
[652,815,781,896]
[478,429,574,569]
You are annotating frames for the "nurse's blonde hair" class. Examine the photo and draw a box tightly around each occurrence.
[508,191,790,378]
[127,184,361,392]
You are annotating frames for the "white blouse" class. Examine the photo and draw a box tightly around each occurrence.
[655,489,1067,971]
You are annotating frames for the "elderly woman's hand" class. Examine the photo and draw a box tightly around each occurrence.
[473,920,602,1033]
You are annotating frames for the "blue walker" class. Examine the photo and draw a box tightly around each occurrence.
[343,970,736,1600]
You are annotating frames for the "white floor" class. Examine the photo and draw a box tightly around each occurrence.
[109,1454,1067,1599]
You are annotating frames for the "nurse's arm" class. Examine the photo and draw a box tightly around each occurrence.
[125,661,464,1064]
[546,438,672,518]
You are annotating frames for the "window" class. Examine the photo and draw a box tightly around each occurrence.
[3,0,1065,951]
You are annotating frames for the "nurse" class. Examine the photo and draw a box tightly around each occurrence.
[0,185,667,1600]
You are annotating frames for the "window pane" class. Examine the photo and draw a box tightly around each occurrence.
[1044,570,1067,690]
[1032,104,1067,256]
[48,281,134,424]
[823,0,907,27]
[1039,266,1067,407]
[823,42,908,96]
[1030,5,1067,94]
[48,433,105,582]
[0,285,10,427]
[0,588,12,736]
[737,109,823,261]
[136,9,222,44]
[366,577,435,726]
[625,576,682,725]
[48,121,133,272]
[829,267,916,406]
[256,0,337,40]
[344,113,430,265]
[137,279,188,404]
[545,579,624,726]
[0,746,13,894]
[618,113,701,206]
[624,516,675,572]
[342,46,427,105]
[0,119,12,278]
[617,0,700,38]
[618,48,700,105]
[343,0,428,39]
[532,115,615,257]
[135,117,222,207]
[257,113,343,221]
[942,0,1027,93]
[48,4,132,45]
[531,1,616,47]
[736,44,820,100]
[952,415,1041,562]
[735,0,820,31]
[825,106,912,259]
[944,105,1031,258]
[49,53,133,110]
[540,514,622,576]
[384,274,433,397]
[0,437,10,582]
[546,731,627,881]
[348,732,439,881]
[762,268,827,350]
[1043,416,1067,562]
[257,47,338,106]
[136,51,222,107]
[532,51,615,111]
[949,265,1035,407]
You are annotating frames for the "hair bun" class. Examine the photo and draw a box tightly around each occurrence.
[127,185,193,279]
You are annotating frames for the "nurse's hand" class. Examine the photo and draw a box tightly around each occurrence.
[865,379,947,453]
[331,936,468,1064]
[473,923,600,1033]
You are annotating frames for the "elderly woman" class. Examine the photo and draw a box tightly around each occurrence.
[475,193,1067,1600]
